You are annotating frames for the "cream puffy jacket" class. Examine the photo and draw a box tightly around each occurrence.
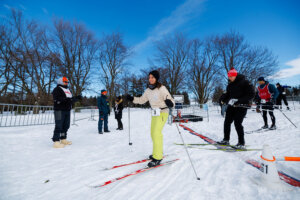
[133,85,175,113]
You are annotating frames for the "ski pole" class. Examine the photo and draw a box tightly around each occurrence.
[128,103,132,145]
[174,122,200,180]
[278,109,297,128]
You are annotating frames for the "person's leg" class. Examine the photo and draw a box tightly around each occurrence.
[98,111,103,133]
[104,114,109,131]
[150,112,168,160]
[223,107,234,141]
[61,111,70,140]
[234,108,247,145]
[282,95,289,107]
[262,105,268,126]
[117,117,123,129]
[53,110,63,142]
[269,111,275,125]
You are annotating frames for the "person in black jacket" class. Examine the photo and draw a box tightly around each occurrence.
[97,89,110,134]
[218,68,255,149]
[114,96,124,130]
[52,77,81,148]
[276,83,290,110]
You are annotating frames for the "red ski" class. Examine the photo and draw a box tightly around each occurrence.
[102,155,169,171]
[92,159,179,188]
[102,158,150,170]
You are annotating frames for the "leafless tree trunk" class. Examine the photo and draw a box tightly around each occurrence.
[98,32,131,107]
[54,19,98,97]
[154,33,191,94]
[189,38,221,104]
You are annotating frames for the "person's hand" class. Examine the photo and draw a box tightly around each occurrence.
[165,99,174,108]
[127,95,134,102]
[256,107,261,113]
[100,111,104,115]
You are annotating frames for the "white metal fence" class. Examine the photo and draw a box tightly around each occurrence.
[0,103,100,127]
[0,103,55,127]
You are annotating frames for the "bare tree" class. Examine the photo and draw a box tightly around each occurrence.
[98,32,131,107]
[215,31,278,84]
[0,10,60,104]
[189,38,221,104]
[154,33,191,94]
[54,19,98,97]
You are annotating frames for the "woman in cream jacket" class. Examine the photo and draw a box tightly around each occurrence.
[127,70,174,167]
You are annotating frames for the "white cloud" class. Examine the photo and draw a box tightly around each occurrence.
[42,8,49,15]
[19,4,26,10]
[133,0,205,52]
[4,4,11,10]
[271,56,300,79]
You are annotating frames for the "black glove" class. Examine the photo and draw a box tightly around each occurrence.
[127,95,134,102]
[165,99,174,108]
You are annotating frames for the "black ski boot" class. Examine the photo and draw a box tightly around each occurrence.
[147,158,162,168]
[261,125,268,129]
[104,130,110,133]
[269,124,276,130]
[217,140,229,145]
[99,132,103,134]
[149,155,154,160]
[234,143,246,150]
[287,107,290,110]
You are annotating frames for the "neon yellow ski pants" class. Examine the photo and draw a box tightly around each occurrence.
[151,112,168,160]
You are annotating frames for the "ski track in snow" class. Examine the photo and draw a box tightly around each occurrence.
[0,105,299,200]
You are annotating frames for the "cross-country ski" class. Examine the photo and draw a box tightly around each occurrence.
[1,1,300,200]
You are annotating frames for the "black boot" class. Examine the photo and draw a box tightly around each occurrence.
[104,130,110,133]
[269,124,276,130]
[234,143,246,150]
[99,132,103,134]
[261,124,268,129]
[217,140,229,145]
[147,158,162,168]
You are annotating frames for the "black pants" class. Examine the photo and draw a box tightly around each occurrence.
[52,110,71,142]
[224,106,247,145]
[262,104,275,126]
[276,95,288,107]
[116,117,123,129]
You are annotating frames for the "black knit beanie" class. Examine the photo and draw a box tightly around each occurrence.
[149,70,160,81]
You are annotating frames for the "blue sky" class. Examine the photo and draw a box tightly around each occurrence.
[1,0,300,87]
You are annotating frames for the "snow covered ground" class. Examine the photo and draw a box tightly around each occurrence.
[0,103,299,200]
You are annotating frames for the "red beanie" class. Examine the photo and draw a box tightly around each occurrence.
[227,68,238,77]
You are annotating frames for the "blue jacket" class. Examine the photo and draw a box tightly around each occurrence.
[97,95,110,115]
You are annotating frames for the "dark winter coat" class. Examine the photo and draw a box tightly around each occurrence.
[97,95,110,115]
[52,85,73,111]
[277,85,284,95]
[114,100,124,119]
[220,74,255,105]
